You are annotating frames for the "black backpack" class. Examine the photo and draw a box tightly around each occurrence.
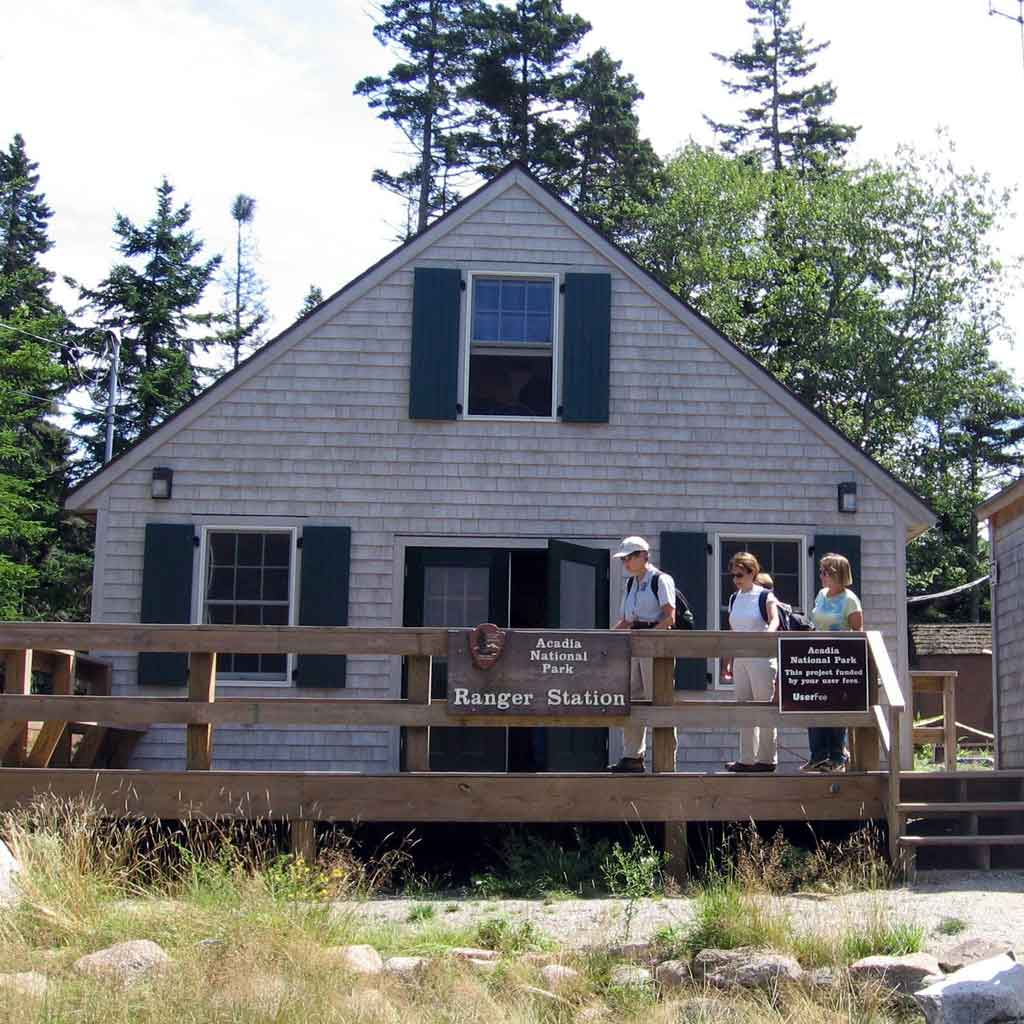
[626,571,695,629]
[729,589,814,631]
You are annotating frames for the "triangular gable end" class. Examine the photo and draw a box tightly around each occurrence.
[67,161,934,534]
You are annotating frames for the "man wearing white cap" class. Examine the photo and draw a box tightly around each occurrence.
[609,536,677,773]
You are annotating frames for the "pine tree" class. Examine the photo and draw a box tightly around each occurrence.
[355,0,479,235]
[78,179,220,467]
[705,0,858,171]
[461,0,589,179]
[218,193,268,370]
[0,134,90,620]
[298,285,324,319]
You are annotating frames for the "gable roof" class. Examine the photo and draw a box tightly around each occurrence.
[977,476,1024,522]
[909,623,992,658]
[66,161,934,533]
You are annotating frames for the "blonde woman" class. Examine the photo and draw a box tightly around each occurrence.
[725,552,779,773]
[804,553,864,774]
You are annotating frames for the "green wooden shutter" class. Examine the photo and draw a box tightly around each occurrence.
[138,523,195,686]
[660,531,710,690]
[409,267,461,420]
[813,534,862,597]
[561,273,611,423]
[296,526,351,688]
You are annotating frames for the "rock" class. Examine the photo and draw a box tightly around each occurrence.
[466,957,499,974]
[610,965,652,987]
[607,941,653,961]
[0,972,47,999]
[806,966,840,988]
[384,955,428,978]
[849,952,942,995]
[676,996,733,1022]
[520,952,556,966]
[914,954,1024,1024]
[695,948,803,990]
[520,984,565,1003]
[655,959,693,991]
[72,939,171,986]
[540,963,580,993]
[0,840,20,907]
[325,944,384,975]
[449,947,499,961]
[938,938,1015,974]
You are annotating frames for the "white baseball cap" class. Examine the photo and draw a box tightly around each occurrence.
[612,536,650,559]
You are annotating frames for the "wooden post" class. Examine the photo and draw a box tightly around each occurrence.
[652,656,676,773]
[27,651,75,768]
[289,819,316,864]
[887,703,911,878]
[943,673,958,772]
[664,821,689,887]
[186,653,217,771]
[850,658,880,772]
[2,649,32,765]
[405,655,431,772]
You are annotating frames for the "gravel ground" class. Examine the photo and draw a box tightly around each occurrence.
[330,870,1024,955]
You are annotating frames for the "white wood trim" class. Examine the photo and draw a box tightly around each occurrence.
[193,524,299,688]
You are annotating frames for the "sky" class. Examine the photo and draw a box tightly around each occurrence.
[3,0,1023,383]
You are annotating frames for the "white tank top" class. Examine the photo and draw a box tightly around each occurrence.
[729,585,770,633]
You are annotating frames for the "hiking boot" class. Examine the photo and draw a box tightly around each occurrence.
[609,756,645,774]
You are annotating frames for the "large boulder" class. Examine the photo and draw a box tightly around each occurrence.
[324,944,384,975]
[849,952,942,995]
[694,947,803,989]
[540,963,581,993]
[938,939,1015,974]
[609,965,652,987]
[72,939,171,986]
[384,955,428,978]
[914,954,1024,1024]
[654,959,693,991]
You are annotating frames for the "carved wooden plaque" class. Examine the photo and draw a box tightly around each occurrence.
[446,629,630,715]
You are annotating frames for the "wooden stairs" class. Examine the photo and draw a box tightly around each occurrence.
[897,770,1024,875]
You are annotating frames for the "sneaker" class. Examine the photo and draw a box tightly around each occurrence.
[609,756,645,774]
[819,760,847,774]
[799,757,828,772]
[751,763,776,773]
[725,762,758,773]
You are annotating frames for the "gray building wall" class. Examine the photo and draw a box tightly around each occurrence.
[79,176,919,773]
[993,506,1024,767]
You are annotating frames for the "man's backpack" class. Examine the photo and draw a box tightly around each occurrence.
[626,571,695,629]
[728,589,814,631]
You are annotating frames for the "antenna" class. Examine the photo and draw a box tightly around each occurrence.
[989,0,1024,72]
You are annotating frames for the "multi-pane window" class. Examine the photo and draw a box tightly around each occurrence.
[203,531,292,680]
[719,537,802,629]
[467,276,555,417]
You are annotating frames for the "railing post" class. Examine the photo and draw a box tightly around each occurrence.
[652,656,676,773]
[2,649,33,765]
[27,651,75,768]
[186,653,217,771]
[850,657,880,772]
[405,655,432,772]
[888,703,911,878]
[943,673,958,771]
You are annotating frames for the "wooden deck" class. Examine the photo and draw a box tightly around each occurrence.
[0,623,905,872]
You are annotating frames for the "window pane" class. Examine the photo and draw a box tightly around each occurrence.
[263,604,288,626]
[474,279,500,311]
[207,568,234,601]
[234,653,259,674]
[237,533,262,566]
[527,281,552,311]
[773,543,798,574]
[473,311,500,341]
[265,533,290,566]
[472,277,552,346]
[209,532,235,566]
[236,567,260,601]
[206,604,233,625]
[261,653,287,675]
[235,604,260,626]
[468,354,552,417]
[502,281,526,310]
[263,568,289,602]
[524,313,551,343]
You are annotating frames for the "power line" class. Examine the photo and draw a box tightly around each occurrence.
[989,0,1024,71]
[0,320,109,389]
[1,385,136,424]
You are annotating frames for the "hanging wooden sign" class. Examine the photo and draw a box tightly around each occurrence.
[446,627,630,715]
[778,635,869,713]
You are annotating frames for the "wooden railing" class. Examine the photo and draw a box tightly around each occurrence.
[0,623,906,867]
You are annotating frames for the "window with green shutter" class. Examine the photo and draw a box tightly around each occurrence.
[409,267,462,420]
[138,523,195,686]
[295,525,351,688]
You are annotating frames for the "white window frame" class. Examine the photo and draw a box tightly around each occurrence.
[193,524,299,688]
[711,530,810,690]
[461,269,560,422]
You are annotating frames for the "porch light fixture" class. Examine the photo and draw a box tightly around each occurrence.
[151,467,173,500]
[837,481,857,514]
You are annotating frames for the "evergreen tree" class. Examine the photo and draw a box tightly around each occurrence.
[298,284,324,319]
[461,0,589,179]
[0,134,91,620]
[78,179,220,467]
[705,0,858,171]
[355,0,480,235]
[218,193,268,370]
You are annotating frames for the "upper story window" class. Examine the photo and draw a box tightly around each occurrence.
[465,273,557,418]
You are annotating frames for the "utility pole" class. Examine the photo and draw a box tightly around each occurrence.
[103,330,121,464]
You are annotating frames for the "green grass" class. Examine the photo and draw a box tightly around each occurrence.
[936,916,966,936]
